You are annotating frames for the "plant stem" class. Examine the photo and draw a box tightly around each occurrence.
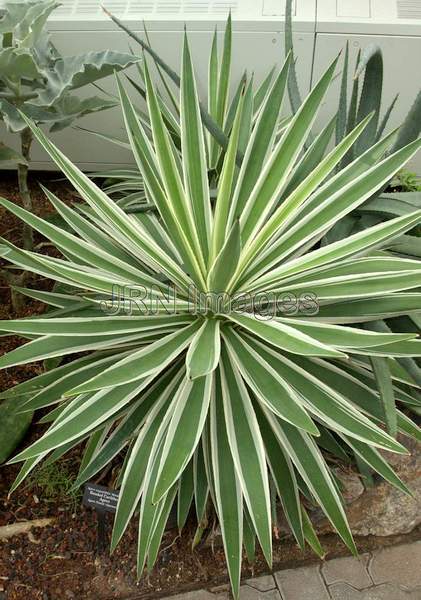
[0,268,26,313]
[18,127,33,251]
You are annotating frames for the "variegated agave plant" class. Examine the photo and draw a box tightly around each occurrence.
[1,35,421,598]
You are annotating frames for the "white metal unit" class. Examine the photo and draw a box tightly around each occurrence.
[0,0,316,169]
[314,0,421,169]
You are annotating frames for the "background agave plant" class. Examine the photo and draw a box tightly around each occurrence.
[283,0,421,434]
[1,32,421,599]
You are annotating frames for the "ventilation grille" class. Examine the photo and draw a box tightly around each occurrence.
[54,0,239,17]
[397,0,421,18]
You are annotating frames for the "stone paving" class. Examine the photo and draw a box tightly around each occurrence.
[162,541,421,599]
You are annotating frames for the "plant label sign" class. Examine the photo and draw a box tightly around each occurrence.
[83,483,119,513]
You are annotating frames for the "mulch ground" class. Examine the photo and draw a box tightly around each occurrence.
[0,171,420,600]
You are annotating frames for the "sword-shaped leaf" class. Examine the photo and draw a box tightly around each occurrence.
[153,374,212,503]
[220,348,272,566]
[223,328,318,434]
[67,322,200,394]
[181,33,212,262]
[186,318,221,380]
[210,370,243,597]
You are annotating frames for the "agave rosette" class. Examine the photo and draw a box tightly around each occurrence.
[1,33,421,598]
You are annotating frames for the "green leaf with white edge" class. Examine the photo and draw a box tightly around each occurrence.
[78,425,111,477]
[252,66,275,114]
[356,339,421,357]
[227,53,292,227]
[41,188,141,269]
[227,312,345,358]
[9,453,47,495]
[208,220,241,293]
[281,115,336,200]
[244,128,402,285]
[18,352,131,412]
[75,400,146,489]
[370,357,397,437]
[66,321,201,394]
[263,407,356,554]
[186,318,221,380]
[336,42,349,146]
[20,116,193,294]
[207,27,218,152]
[275,318,416,349]
[143,60,206,286]
[11,377,150,463]
[239,56,339,246]
[210,14,232,168]
[0,314,194,337]
[339,435,410,495]
[75,365,183,489]
[210,369,243,598]
[236,113,373,276]
[0,352,99,400]
[301,507,325,558]
[304,294,421,324]
[310,358,420,440]
[256,137,421,269]
[263,270,421,302]
[2,24,421,598]
[223,327,318,435]
[136,438,168,576]
[177,458,194,532]
[152,374,212,503]
[9,286,86,310]
[316,425,351,463]
[244,337,407,454]
[0,198,160,289]
[193,441,209,525]
[115,77,197,276]
[277,256,421,287]
[247,210,421,293]
[220,349,272,566]
[181,33,212,262]
[146,484,178,571]
[237,75,254,156]
[111,368,182,551]
[211,90,245,261]
[0,332,146,370]
[255,403,304,548]
[243,509,256,564]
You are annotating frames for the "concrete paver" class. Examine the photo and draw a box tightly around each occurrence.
[238,587,281,599]
[329,582,421,600]
[275,565,330,600]
[369,541,421,589]
[244,575,277,592]
[322,554,372,590]
[160,541,421,599]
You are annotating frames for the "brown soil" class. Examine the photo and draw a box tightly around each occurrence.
[0,173,420,600]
